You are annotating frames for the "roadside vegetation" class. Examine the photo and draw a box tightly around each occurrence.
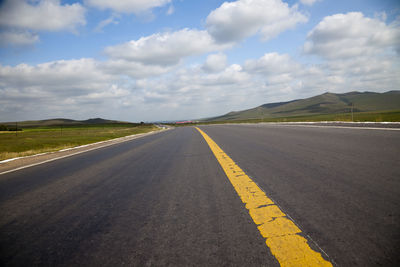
[170,110,400,127]
[0,123,157,161]
[202,91,400,122]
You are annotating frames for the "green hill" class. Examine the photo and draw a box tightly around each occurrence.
[207,91,400,121]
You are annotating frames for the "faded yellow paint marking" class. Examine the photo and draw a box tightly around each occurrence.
[195,127,332,267]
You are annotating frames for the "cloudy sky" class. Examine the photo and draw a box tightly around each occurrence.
[0,0,399,122]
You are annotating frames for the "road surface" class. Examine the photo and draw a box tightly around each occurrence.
[0,124,399,266]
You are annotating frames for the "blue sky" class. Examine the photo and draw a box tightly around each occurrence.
[0,0,399,122]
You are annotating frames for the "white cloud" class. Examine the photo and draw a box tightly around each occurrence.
[85,0,170,14]
[300,0,318,6]
[206,0,307,43]
[126,63,256,119]
[103,0,310,71]
[0,59,110,92]
[244,53,300,75]
[101,59,174,78]
[242,49,400,100]
[105,29,231,66]
[0,55,253,121]
[1,9,399,122]
[203,64,250,85]
[0,58,134,120]
[0,0,86,32]
[86,84,130,100]
[0,30,39,46]
[374,11,387,22]
[104,1,309,69]
[0,55,180,121]
[319,57,400,92]
[243,53,307,97]
[0,0,85,46]
[94,14,120,33]
[304,12,400,59]
[166,5,174,15]
[202,53,227,73]
[1,46,399,122]
[301,12,400,94]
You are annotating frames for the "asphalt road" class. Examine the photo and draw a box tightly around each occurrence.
[0,125,399,266]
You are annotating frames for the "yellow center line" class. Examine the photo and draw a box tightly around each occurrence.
[195,127,333,267]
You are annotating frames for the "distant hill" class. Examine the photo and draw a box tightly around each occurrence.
[206,91,400,121]
[1,118,130,128]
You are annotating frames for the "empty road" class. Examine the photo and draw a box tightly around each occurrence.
[0,124,399,266]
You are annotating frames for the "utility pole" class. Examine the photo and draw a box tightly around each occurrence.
[351,103,354,122]
[349,102,354,122]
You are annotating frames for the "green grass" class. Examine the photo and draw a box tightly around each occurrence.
[254,110,400,122]
[0,124,158,161]
[171,110,400,127]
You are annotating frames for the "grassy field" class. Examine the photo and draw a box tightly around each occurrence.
[172,110,400,127]
[0,124,158,161]
[251,110,400,123]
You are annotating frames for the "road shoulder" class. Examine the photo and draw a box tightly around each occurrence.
[0,128,168,175]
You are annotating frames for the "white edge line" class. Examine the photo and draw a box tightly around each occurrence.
[0,129,168,176]
[262,124,400,131]
[263,121,400,125]
[213,122,400,131]
[0,130,161,164]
